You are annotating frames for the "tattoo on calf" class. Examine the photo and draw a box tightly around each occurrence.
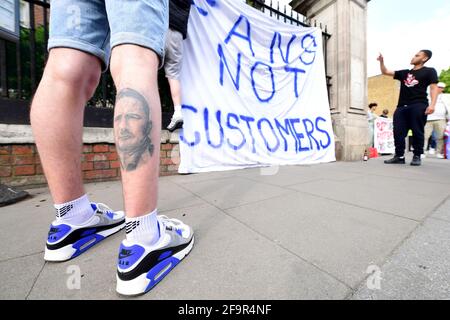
[114,88,154,171]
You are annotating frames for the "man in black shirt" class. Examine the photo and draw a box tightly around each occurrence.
[378,50,439,166]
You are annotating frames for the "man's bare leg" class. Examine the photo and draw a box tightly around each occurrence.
[33,48,127,262]
[110,44,161,218]
[30,48,101,204]
[168,78,182,107]
[113,45,194,297]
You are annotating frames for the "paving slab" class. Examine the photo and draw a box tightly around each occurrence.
[1,157,448,300]
[289,175,450,221]
[337,156,450,186]
[235,164,364,187]
[225,192,418,288]
[28,230,124,300]
[0,253,45,300]
[178,176,294,210]
[84,180,205,213]
[28,203,350,300]
[431,197,450,223]
[353,216,450,300]
[0,188,54,261]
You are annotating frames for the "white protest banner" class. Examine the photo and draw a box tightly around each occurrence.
[178,0,336,173]
[374,117,395,154]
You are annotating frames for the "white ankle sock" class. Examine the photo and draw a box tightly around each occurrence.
[54,194,95,226]
[125,209,160,246]
[174,105,182,115]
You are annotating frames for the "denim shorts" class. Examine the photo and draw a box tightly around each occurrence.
[47,0,168,72]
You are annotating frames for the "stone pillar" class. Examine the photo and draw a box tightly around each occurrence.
[290,0,370,160]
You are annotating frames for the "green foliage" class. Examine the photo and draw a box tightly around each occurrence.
[6,25,46,99]
[439,67,450,94]
[245,0,263,9]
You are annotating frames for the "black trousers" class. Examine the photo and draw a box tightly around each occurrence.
[393,102,428,157]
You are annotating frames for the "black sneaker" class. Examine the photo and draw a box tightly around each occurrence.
[410,155,421,166]
[384,156,405,164]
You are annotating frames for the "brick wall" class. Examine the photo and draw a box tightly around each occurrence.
[33,5,49,28]
[0,142,180,187]
[368,74,400,118]
[160,143,181,177]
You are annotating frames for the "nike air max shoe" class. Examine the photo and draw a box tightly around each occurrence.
[44,203,125,262]
[116,215,194,296]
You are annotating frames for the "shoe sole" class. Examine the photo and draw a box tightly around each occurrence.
[116,236,194,296]
[44,221,126,262]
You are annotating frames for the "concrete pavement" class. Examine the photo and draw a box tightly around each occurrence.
[1,155,449,300]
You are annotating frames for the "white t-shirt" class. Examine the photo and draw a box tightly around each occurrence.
[428,93,450,121]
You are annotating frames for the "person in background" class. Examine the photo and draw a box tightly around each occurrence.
[380,109,389,118]
[165,0,192,132]
[424,82,450,159]
[378,50,439,166]
[425,131,437,156]
[368,103,378,147]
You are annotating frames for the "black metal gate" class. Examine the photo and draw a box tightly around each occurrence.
[0,0,115,127]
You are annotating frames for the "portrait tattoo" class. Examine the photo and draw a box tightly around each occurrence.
[114,88,154,171]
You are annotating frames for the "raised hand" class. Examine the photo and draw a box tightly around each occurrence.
[377,53,384,63]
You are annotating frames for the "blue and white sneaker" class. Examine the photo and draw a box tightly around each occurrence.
[116,215,194,296]
[44,203,125,262]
